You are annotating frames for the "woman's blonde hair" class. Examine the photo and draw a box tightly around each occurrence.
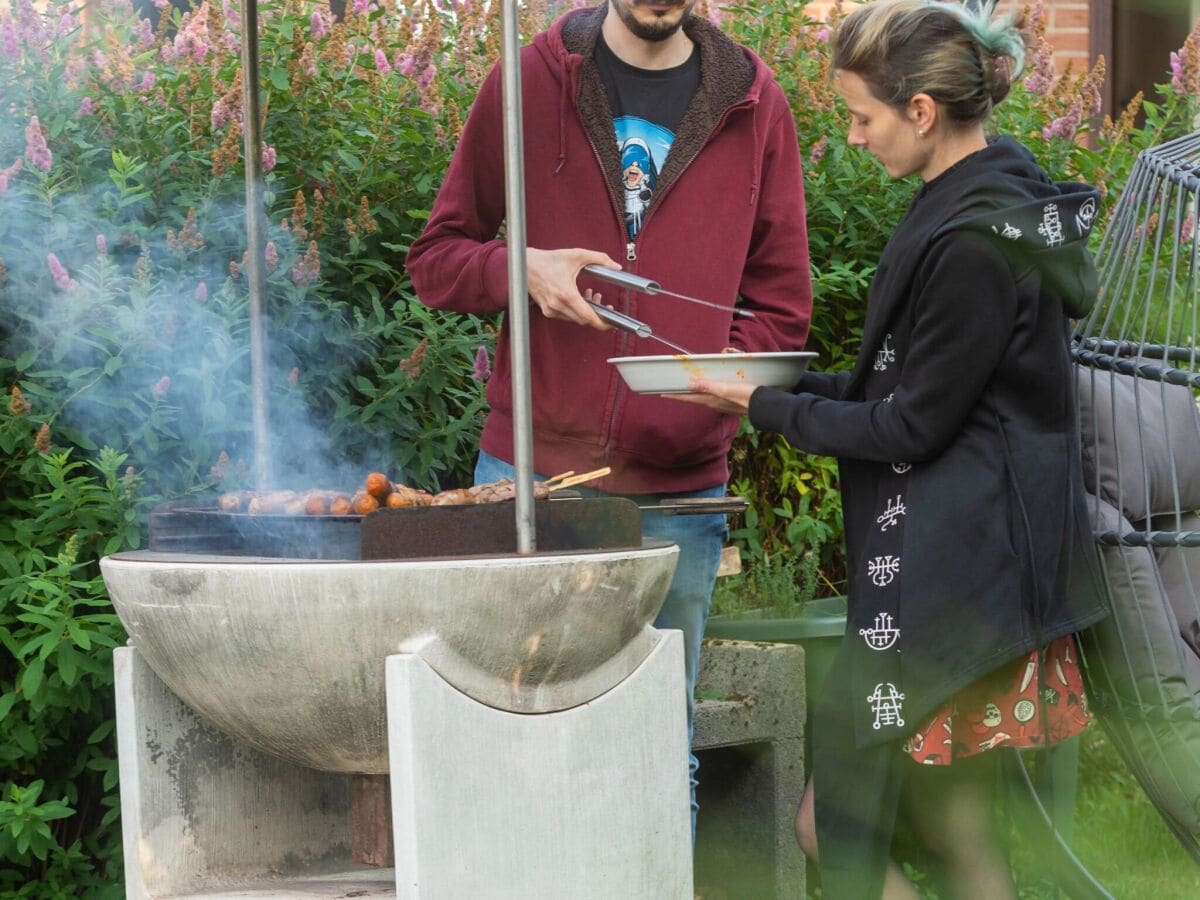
[833,0,1026,125]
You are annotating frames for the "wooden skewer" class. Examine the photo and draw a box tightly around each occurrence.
[540,470,576,487]
[546,466,612,491]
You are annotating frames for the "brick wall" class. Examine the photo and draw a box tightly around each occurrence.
[800,1,1095,75]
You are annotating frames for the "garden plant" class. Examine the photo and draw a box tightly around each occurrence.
[1,0,1199,894]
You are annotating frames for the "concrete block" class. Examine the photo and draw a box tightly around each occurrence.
[386,631,693,899]
[114,646,384,898]
[693,639,806,899]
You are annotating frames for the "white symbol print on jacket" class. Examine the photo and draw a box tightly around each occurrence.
[876,494,906,531]
[874,333,895,371]
[860,612,900,651]
[1038,202,1063,247]
[991,222,1023,240]
[1075,196,1097,235]
[868,682,906,730]
[892,462,911,474]
[868,554,900,587]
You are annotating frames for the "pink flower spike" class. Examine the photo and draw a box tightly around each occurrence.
[374,48,391,74]
[47,253,71,290]
[473,346,491,382]
[194,281,208,303]
[77,96,96,116]
[814,25,830,42]
[260,144,277,173]
[810,135,828,166]
[1170,51,1185,94]
[311,10,327,38]
[352,0,368,14]
[418,64,435,89]
[24,116,52,173]
[96,234,108,255]
[2,22,19,58]
[153,376,171,399]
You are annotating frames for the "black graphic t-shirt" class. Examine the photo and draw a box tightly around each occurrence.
[594,35,700,239]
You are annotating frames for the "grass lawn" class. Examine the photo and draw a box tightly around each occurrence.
[1007,728,1200,900]
[694,727,1199,898]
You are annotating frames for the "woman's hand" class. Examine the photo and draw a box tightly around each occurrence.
[670,378,756,415]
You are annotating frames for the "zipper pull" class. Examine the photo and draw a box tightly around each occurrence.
[626,242,637,262]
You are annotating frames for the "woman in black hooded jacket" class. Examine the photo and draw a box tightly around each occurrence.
[678,1,1110,896]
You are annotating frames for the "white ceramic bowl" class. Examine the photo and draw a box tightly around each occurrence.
[608,351,817,395]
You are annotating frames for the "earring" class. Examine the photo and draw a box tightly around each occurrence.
[917,129,926,137]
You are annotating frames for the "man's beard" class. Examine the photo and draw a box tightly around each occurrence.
[612,0,694,43]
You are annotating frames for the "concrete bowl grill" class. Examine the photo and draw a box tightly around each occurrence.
[103,497,700,897]
[102,497,679,773]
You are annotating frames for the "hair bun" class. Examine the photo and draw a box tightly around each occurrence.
[981,49,1014,106]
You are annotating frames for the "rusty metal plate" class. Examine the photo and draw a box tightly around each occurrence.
[148,503,362,559]
[359,497,641,560]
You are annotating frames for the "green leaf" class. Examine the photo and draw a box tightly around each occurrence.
[57,644,80,686]
[269,67,290,92]
[87,720,115,744]
[336,148,363,171]
[20,658,45,698]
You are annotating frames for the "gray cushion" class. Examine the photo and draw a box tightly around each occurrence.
[1081,494,1200,836]
[1086,496,1200,708]
[1077,367,1200,522]
[1152,512,1200,661]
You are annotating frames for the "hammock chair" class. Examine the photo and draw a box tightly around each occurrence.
[1073,129,1200,864]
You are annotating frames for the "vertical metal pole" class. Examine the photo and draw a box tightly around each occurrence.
[500,0,536,553]
[240,0,271,491]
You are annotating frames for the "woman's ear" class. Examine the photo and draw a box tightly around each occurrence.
[908,92,938,135]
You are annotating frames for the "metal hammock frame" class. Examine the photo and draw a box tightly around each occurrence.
[1073,129,1200,866]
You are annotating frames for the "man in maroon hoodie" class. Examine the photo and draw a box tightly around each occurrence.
[407,0,812,832]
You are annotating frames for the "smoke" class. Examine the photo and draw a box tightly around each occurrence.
[0,1,403,499]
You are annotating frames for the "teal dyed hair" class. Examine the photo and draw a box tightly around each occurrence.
[833,0,1028,125]
[950,0,1026,79]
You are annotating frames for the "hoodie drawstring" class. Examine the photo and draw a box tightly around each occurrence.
[749,104,760,206]
[555,66,569,175]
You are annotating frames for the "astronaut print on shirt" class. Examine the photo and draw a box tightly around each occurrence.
[614,117,674,239]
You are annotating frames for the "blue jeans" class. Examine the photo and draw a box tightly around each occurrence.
[474,451,727,835]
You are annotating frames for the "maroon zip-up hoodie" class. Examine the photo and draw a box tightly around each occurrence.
[407,5,812,493]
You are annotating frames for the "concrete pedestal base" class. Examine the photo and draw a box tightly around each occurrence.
[386,630,692,899]
[115,630,691,899]
[114,646,385,899]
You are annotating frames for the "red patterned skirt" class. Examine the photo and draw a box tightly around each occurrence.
[903,635,1091,765]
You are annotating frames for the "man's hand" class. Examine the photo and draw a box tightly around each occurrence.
[526,248,622,330]
[669,378,757,415]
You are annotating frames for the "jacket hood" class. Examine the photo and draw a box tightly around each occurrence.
[931,137,1101,318]
[532,4,766,201]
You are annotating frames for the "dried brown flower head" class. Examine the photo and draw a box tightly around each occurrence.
[9,385,31,415]
[398,337,428,377]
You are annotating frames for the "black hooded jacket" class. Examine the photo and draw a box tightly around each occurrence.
[749,137,1111,894]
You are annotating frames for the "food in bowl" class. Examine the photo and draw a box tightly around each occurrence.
[607,351,817,395]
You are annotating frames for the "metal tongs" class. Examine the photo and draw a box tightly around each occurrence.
[584,302,694,354]
[582,265,756,319]
[580,265,754,354]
